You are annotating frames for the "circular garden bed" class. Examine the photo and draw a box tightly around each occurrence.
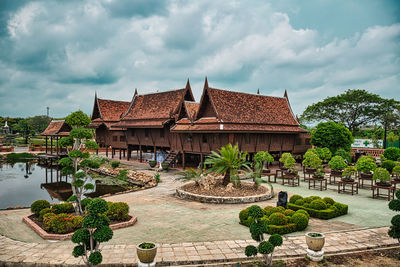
[176,181,272,204]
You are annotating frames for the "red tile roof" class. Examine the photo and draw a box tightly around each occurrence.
[172,123,305,133]
[96,98,130,122]
[41,120,71,136]
[205,87,299,125]
[183,101,200,121]
[112,119,169,128]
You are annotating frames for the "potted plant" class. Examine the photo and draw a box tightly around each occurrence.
[137,242,157,263]
[328,155,347,176]
[283,154,298,177]
[393,166,400,181]
[373,167,391,187]
[315,147,332,164]
[279,152,292,170]
[149,160,156,168]
[381,160,396,174]
[254,151,274,174]
[305,232,325,251]
[355,156,376,179]
[312,167,325,179]
[342,166,357,182]
[161,161,169,172]
[302,150,322,173]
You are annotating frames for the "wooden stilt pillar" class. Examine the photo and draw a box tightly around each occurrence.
[200,153,203,168]
[139,146,142,162]
[45,136,48,154]
[127,147,130,161]
[182,151,185,169]
[154,146,157,162]
[50,136,53,155]
[119,149,122,160]
[112,148,114,159]
[123,149,125,158]
[106,146,108,157]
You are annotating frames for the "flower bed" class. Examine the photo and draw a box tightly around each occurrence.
[287,195,348,220]
[24,199,136,240]
[239,205,310,235]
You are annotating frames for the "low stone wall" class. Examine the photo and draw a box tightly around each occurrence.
[23,214,137,241]
[351,148,384,158]
[176,182,272,204]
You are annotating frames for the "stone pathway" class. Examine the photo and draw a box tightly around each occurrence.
[0,227,397,266]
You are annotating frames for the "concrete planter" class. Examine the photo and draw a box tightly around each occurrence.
[149,160,156,168]
[305,232,325,251]
[137,243,157,263]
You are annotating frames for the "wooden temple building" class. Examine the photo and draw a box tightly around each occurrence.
[41,78,311,167]
[40,120,71,164]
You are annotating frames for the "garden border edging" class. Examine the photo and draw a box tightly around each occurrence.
[176,181,272,204]
[23,214,137,241]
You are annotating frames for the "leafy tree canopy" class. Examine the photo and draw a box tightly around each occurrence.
[301,89,399,133]
[65,110,91,128]
[311,121,354,154]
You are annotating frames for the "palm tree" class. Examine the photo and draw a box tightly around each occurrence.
[204,144,251,186]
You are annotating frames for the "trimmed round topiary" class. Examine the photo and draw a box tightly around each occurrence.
[239,208,249,223]
[389,199,400,212]
[383,147,400,161]
[263,206,274,216]
[81,198,93,211]
[258,241,274,254]
[39,208,53,221]
[88,251,103,265]
[311,196,321,201]
[72,245,85,257]
[322,197,335,205]
[382,160,396,172]
[292,213,309,231]
[52,203,75,214]
[295,199,305,206]
[87,198,108,215]
[295,209,309,218]
[93,226,113,243]
[309,199,327,210]
[289,195,303,204]
[245,245,258,257]
[268,212,288,226]
[71,228,90,244]
[268,234,283,247]
[284,209,295,217]
[31,200,50,216]
[250,222,265,240]
[105,202,129,221]
[396,190,400,200]
[303,197,313,203]
[391,215,400,228]
[248,205,264,219]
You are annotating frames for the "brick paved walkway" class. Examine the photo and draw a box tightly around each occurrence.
[0,227,397,266]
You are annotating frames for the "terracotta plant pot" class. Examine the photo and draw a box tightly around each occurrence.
[137,243,157,263]
[341,177,354,182]
[330,170,343,176]
[376,181,391,187]
[360,172,373,179]
[305,232,325,251]
[161,162,169,171]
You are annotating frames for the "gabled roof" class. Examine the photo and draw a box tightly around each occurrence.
[91,93,130,122]
[172,78,306,133]
[41,120,71,136]
[114,80,195,128]
[183,101,200,121]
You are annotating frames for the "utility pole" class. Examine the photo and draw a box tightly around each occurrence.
[47,107,49,117]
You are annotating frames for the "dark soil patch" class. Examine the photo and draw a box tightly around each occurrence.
[28,214,132,235]
[181,182,267,197]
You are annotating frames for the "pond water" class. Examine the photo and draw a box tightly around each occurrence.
[0,161,126,209]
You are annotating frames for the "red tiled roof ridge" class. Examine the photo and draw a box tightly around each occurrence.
[208,87,286,100]
[97,98,129,104]
[137,87,186,97]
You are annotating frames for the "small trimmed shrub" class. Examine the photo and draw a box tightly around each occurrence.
[373,167,391,184]
[388,189,400,247]
[292,213,309,231]
[295,199,305,206]
[81,198,93,211]
[309,200,327,210]
[289,195,303,204]
[31,200,50,216]
[323,197,335,205]
[239,208,249,223]
[39,208,53,221]
[393,166,400,178]
[382,160,396,172]
[295,209,310,219]
[328,156,347,171]
[356,156,376,173]
[268,212,288,226]
[284,209,295,217]
[105,202,129,221]
[287,194,348,219]
[111,161,120,168]
[49,213,83,234]
[52,203,75,214]
[384,147,400,161]
[43,213,56,231]
[335,148,351,163]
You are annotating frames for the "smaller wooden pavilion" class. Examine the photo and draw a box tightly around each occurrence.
[41,120,71,156]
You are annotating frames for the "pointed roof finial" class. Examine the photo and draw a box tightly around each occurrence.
[185,78,191,90]
[204,76,209,89]
[284,89,288,99]
[296,115,300,123]
[134,88,138,96]
[257,88,260,95]
[95,91,98,99]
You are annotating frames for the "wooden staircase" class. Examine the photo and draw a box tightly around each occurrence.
[162,151,179,167]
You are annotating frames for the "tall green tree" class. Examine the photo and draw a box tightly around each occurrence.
[28,115,52,134]
[311,121,354,154]
[14,119,35,144]
[301,89,399,133]
[59,111,99,215]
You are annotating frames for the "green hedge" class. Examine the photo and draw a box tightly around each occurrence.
[287,202,348,219]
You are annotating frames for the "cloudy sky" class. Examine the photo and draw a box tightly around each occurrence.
[0,0,399,118]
